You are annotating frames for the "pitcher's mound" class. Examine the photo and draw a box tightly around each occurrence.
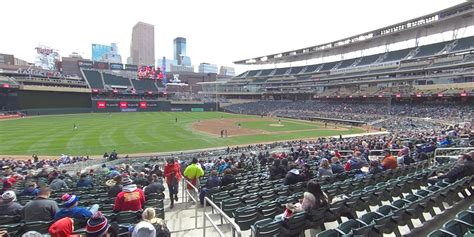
[269,123,284,127]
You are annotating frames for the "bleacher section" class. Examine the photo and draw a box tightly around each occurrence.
[103,73,131,87]
[233,37,474,81]
[414,41,449,58]
[131,79,159,92]
[451,36,474,52]
[82,70,104,89]
[382,48,413,62]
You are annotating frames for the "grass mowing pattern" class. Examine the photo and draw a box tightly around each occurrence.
[0,112,363,156]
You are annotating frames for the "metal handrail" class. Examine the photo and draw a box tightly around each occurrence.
[434,147,473,159]
[203,196,242,237]
[183,178,199,229]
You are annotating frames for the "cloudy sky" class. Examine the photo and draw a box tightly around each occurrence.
[0,0,469,73]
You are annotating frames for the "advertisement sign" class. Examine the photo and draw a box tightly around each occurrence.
[124,64,138,71]
[119,101,128,109]
[139,101,147,109]
[110,63,123,70]
[78,60,93,68]
[93,61,109,70]
[191,108,204,112]
[97,101,106,109]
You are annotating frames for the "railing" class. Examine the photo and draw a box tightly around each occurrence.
[182,178,199,229]
[203,196,242,237]
[434,147,473,160]
[182,178,242,237]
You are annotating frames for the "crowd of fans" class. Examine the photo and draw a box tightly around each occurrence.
[0,100,472,236]
[225,100,473,123]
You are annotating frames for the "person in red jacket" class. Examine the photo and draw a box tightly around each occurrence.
[113,177,145,212]
[163,158,182,208]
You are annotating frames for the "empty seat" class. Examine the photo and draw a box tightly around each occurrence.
[281,211,307,237]
[443,219,471,236]
[234,206,259,231]
[250,218,283,237]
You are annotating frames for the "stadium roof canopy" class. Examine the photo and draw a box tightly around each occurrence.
[234,2,474,65]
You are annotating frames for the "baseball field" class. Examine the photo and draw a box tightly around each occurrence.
[0,112,364,157]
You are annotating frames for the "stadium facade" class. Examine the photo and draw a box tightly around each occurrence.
[198,2,474,103]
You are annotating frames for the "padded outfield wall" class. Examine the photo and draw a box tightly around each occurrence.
[91,99,218,112]
[5,90,218,114]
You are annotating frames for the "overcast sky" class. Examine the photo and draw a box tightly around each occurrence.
[0,0,469,73]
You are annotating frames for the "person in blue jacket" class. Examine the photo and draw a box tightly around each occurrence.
[54,193,99,221]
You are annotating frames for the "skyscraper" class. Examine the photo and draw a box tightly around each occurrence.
[173,37,191,66]
[130,22,155,66]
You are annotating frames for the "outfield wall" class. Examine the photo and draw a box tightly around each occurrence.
[90,99,218,112]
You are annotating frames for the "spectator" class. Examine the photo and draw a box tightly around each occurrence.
[0,190,22,216]
[199,170,221,205]
[48,217,74,237]
[113,177,145,212]
[318,158,333,177]
[300,164,314,181]
[132,208,157,237]
[284,166,303,185]
[330,157,344,174]
[77,173,93,188]
[144,174,164,196]
[86,211,118,237]
[369,160,383,175]
[54,193,99,221]
[397,147,414,166]
[183,158,205,200]
[50,175,69,191]
[381,150,397,170]
[281,158,289,172]
[275,181,328,220]
[216,160,228,174]
[429,151,474,184]
[107,175,123,198]
[414,146,429,162]
[21,182,39,196]
[344,155,364,172]
[221,168,236,187]
[22,187,59,222]
[134,172,149,188]
[163,158,181,209]
[269,159,286,180]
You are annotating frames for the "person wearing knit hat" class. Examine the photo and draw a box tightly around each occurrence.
[0,190,23,216]
[86,212,110,237]
[113,177,145,212]
[48,217,74,237]
[54,193,99,222]
[131,208,157,237]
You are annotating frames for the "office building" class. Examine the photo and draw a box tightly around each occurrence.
[173,37,191,66]
[0,54,15,65]
[219,66,236,76]
[157,57,178,73]
[170,64,194,73]
[92,43,122,63]
[198,63,218,74]
[130,22,155,66]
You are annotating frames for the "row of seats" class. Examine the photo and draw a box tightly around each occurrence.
[231,160,434,233]
[248,165,442,236]
[316,176,473,237]
[428,204,474,237]
[235,36,474,79]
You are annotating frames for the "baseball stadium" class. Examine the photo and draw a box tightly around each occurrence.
[0,1,473,237]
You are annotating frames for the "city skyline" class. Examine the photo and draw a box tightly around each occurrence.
[0,0,468,73]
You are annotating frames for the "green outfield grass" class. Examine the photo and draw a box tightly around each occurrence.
[239,119,320,132]
[0,112,364,156]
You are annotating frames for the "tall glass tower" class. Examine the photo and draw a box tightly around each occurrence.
[173,37,191,66]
